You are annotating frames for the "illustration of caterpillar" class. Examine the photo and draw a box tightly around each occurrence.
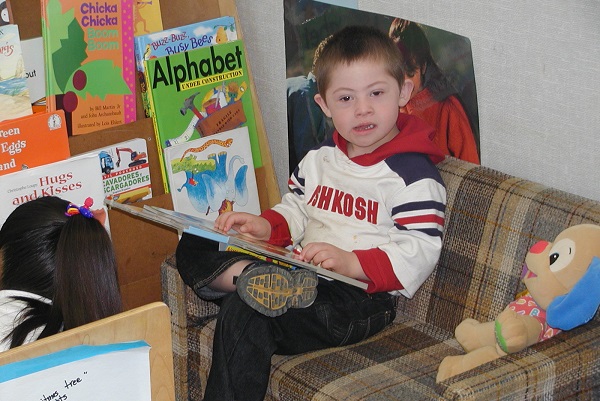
[179,138,234,161]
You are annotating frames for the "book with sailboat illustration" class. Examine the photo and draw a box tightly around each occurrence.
[0,24,32,122]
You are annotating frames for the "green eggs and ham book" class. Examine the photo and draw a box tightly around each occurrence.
[41,0,136,135]
[0,110,69,177]
[143,39,262,191]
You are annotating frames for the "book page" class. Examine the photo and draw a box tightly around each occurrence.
[106,201,368,289]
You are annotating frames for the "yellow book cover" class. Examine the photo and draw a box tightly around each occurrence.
[134,0,163,36]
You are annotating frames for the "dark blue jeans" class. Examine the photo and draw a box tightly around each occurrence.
[175,235,397,401]
[204,277,395,401]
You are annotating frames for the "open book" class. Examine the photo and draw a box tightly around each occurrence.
[106,201,368,290]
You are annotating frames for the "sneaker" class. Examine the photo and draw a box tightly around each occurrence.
[236,262,318,317]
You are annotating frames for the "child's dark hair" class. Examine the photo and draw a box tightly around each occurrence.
[313,25,406,101]
[389,18,458,101]
[0,196,122,348]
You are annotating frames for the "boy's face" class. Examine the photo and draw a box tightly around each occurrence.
[314,59,413,158]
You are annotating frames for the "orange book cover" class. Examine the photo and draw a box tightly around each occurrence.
[41,0,136,135]
[0,109,69,176]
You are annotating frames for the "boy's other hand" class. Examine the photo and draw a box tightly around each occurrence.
[297,242,368,280]
[214,212,272,241]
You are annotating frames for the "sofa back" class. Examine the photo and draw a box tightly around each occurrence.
[396,157,600,333]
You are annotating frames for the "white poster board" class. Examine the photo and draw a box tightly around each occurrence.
[0,341,151,400]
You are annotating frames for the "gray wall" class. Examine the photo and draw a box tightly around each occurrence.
[236,0,600,201]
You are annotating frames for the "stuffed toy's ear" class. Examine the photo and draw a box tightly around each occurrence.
[546,257,600,330]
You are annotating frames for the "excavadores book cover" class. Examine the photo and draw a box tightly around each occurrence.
[87,137,152,204]
[143,39,262,191]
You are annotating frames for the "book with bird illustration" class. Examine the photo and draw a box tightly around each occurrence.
[143,38,262,191]
[163,126,259,220]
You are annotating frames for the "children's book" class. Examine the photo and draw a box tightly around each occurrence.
[164,126,259,220]
[144,39,262,191]
[106,201,368,289]
[88,138,152,204]
[0,109,69,176]
[134,16,237,118]
[41,0,136,135]
[0,152,108,229]
[0,24,33,122]
[20,36,46,113]
[134,0,163,36]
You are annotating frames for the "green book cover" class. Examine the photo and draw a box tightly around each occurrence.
[144,39,262,190]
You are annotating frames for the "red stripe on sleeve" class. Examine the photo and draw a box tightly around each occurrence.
[260,209,293,247]
[354,248,403,293]
[395,214,444,226]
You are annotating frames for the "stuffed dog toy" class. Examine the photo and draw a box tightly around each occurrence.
[437,224,600,382]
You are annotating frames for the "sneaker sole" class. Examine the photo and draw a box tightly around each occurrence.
[236,264,318,317]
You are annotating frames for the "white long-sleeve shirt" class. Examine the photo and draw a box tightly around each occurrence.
[264,113,446,298]
[0,290,51,352]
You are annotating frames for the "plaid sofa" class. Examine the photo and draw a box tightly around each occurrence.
[161,157,600,400]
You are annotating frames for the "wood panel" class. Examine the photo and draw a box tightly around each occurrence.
[0,302,175,401]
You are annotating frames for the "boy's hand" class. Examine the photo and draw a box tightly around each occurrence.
[296,242,368,280]
[214,212,272,241]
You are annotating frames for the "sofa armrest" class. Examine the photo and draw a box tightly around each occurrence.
[161,254,220,401]
[161,254,221,321]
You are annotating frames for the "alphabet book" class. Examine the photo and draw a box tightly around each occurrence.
[134,15,237,118]
[143,39,261,191]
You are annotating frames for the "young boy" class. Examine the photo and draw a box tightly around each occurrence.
[175,25,446,401]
